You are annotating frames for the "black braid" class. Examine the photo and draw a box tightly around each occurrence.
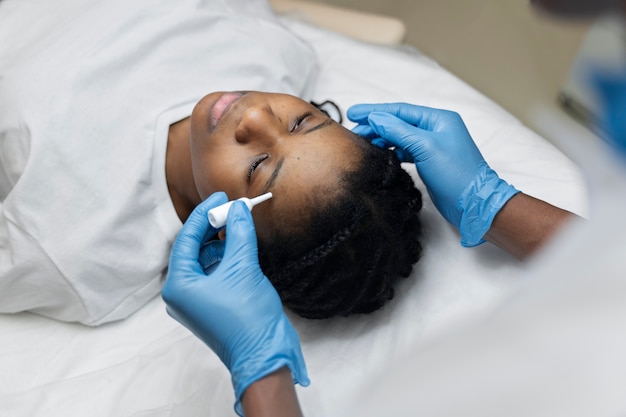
[258,133,424,319]
[272,222,357,283]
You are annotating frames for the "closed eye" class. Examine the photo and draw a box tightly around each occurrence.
[291,111,312,132]
[248,154,269,182]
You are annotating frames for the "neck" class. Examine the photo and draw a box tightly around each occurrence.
[166,117,200,222]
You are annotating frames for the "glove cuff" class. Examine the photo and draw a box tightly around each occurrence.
[231,317,310,416]
[458,164,520,247]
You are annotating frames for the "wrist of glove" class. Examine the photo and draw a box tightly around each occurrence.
[163,194,309,417]
[230,316,309,416]
[458,163,520,246]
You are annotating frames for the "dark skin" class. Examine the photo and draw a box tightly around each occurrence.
[241,367,304,417]
[213,1,615,414]
[163,98,580,415]
[484,193,576,259]
[165,116,198,222]
[164,91,362,243]
[163,92,363,416]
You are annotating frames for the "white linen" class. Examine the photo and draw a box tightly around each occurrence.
[0,11,588,417]
[346,139,626,417]
[0,0,316,325]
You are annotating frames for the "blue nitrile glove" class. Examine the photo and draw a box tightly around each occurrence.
[348,103,520,246]
[593,69,626,158]
[162,192,309,416]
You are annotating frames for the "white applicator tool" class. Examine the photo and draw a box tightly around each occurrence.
[207,192,273,228]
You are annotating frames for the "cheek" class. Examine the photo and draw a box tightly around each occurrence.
[191,154,234,200]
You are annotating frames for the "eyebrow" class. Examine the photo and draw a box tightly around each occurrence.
[262,156,285,194]
[304,119,333,134]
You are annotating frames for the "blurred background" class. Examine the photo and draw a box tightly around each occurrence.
[291,0,596,134]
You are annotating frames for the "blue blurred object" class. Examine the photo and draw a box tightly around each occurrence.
[594,69,626,157]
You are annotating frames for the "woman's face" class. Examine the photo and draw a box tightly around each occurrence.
[189,91,363,239]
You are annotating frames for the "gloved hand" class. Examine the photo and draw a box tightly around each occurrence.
[162,192,309,416]
[348,103,519,246]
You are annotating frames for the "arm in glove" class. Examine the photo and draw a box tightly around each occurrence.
[348,103,519,247]
[162,192,309,416]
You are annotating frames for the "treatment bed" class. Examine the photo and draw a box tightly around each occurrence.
[0,2,588,416]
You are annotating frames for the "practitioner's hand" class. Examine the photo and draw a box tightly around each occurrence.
[162,192,309,416]
[348,103,519,246]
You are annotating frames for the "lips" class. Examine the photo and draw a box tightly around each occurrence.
[211,92,243,130]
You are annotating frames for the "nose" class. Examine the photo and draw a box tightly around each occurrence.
[235,103,279,145]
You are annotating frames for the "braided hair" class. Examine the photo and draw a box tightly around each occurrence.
[257,133,423,319]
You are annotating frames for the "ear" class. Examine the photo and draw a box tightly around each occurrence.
[218,229,227,241]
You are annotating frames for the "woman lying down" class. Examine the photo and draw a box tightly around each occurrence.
[166,90,423,320]
[0,0,423,325]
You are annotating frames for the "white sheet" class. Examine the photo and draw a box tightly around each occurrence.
[0,0,317,326]
[0,16,588,417]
